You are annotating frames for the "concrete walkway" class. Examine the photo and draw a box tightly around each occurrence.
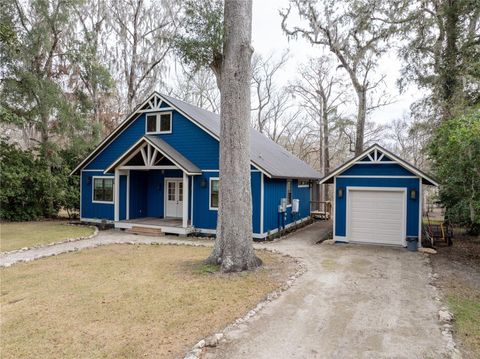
[0,230,213,267]
[206,223,454,359]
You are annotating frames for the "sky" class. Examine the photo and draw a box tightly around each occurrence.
[251,0,418,126]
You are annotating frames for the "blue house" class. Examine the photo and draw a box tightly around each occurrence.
[319,144,438,247]
[72,92,320,238]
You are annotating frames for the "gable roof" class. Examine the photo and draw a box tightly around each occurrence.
[318,143,438,186]
[104,135,201,175]
[72,92,321,180]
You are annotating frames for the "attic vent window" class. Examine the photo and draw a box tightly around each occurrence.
[145,112,172,134]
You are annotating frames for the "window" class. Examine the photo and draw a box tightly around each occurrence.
[145,112,172,134]
[209,178,219,210]
[93,177,114,203]
[298,180,309,188]
[286,180,292,205]
[146,114,157,132]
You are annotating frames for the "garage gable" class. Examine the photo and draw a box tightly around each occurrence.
[319,144,438,186]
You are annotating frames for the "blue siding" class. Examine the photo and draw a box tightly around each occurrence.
[81,171,114,220]
[85,111,219,170]
[335,177,420,238]
[341,163,413,176]
[192,171,262,233]
[263,178,311,233]
[129,170,148,219]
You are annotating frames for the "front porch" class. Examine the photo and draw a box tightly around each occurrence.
[106,135,202,235]
[115,217,194,235]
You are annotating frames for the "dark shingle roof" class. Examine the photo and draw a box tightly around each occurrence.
[160,93,321,180]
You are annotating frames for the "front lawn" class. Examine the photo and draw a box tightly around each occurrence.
[0,221,94,252]
[1,244,294,359]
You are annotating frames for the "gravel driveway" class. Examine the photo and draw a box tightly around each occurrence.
[207,223,454,359]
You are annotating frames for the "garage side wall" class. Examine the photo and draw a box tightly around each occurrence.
[335,174,420,239]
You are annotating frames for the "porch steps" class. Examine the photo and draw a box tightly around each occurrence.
[127,226,165,237]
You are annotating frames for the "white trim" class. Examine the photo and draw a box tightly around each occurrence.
[138,106,174,113]
[336,175,419,179]
[126,170,130,220]
[298,179,309,188]
[70,93,161,175]
[81,217,114,223]
[286,179,292,205]
[81,169,105,172]
[262,216,311,237]
[345,187,407,247]
[114,221,194,235]
[145,111,173,135]
[319,144,438,186]
[333,176,336,238]
[191,176,194,225]
[72,91,275,179]
[164,177,183,219]
[182,173,189,228]
[118,165,178,170]
[114,169,120,221]
[202,169,219,173]
[80,170,83,218]
[418,179,423,248]
[260,173,264,234]
[91,176,115,204]
[104,136,201,175]
[209,177,219,211]
[355,161,397,164]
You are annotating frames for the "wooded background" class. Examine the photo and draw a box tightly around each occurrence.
[0,0,479,233]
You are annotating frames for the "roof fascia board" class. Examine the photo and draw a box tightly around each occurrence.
[70,93,160,176]
[319,144,438,186]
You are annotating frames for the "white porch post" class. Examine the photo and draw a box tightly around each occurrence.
[114,169,120,222]
[183,172,189,228]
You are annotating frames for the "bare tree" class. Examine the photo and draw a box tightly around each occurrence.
[290,57,348,177]
[170,67,220,112]
[281,0,398,154]
[106,0,179,111]
[205,0,261,272]
[388,115,431,168]
[251,51,289,133]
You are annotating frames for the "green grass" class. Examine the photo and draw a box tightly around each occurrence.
[448,293,480,356]
[1,245,292,359]
[0,221,95,252]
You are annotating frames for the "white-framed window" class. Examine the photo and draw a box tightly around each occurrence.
[286,179,292,205]
[298,180,309,188]
[209,177,219,210]
[92,177,114,204]
[145,112,172,134]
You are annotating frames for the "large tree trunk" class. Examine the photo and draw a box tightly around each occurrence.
[441,0,460,121]
[206,0,262,272]
[322,102,330,201]
[354,88,367,155]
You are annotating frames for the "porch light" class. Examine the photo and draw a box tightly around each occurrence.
[200,178,207,188]
[337,187,344,199]
[410,188,417,200]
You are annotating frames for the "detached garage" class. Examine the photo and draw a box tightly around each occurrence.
[319,144,438,247]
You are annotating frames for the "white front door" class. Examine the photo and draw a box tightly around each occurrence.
[165,179,183,218]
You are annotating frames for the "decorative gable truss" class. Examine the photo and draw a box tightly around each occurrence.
[118,142,175,170]
[359,148,393,163]
[138,94,172,113]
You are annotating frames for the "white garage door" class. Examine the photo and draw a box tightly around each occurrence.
[348,189,405,246]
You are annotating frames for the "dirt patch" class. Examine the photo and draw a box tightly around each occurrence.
[431,231,480,359]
